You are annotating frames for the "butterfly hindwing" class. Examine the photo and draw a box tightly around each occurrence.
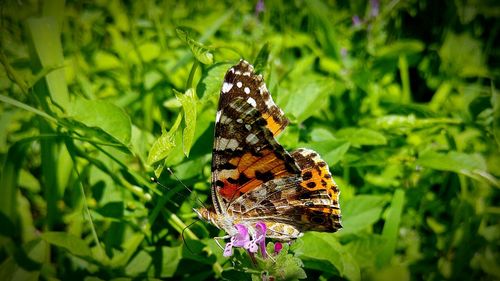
[227,148,342,237]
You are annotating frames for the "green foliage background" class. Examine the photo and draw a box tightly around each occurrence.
[0,0,498,280]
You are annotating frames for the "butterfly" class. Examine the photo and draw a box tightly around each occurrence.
[195,60,341,249]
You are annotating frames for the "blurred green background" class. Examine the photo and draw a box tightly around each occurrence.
[0,0,498,280]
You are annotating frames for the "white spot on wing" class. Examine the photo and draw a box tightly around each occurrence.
[245,124,252,130]
[226,138,239,150]
[245,133,259,145]
[222,82,233,93]
[244,87,250,94]
[237,81,242,88]
[247,97,257,107]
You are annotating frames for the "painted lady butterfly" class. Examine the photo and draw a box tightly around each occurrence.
[196,60,341,249]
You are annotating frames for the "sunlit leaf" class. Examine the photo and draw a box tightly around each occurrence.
[67,98,132,145]
[294,232,360,281]
[336,127,387,146]
[176,27,213,65]
[147,113,182,166]
[41,232,92,258]
[341,195,387,233]
[175,88,197,157]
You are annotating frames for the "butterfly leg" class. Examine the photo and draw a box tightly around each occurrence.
[213,235,231,250]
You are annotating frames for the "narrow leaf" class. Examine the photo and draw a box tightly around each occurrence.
[377,189,405,267]
[175,89,197,157]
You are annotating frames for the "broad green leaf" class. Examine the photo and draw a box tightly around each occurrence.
[0,239,48,281]
[125,250,152,276]
[41,232,92,258]
[341,195,387,233]
[439,32,488,77]
[94,51,121,71]
[283,75,333,123]
[336,127,387,146]
[67,98,132,145]
[300,140,350,166]
[96,202,124,218]
[378,189,405,267]
[294,232,360,281]
[198,63,232,102]
[137,42,161,63]
[110,233,145,267]
[175,88,197,157]
[147,113,182,166]
[344,234,386,268]
[176,27,213,65]
[416,151,487,173]
[161,246,182,278]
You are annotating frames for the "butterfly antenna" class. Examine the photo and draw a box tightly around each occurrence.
[166,167,208,210]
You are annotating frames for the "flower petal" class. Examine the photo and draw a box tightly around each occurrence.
[233,224,250,247]
[223,242,233,257]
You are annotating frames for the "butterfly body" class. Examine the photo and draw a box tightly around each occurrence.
[197,60,341,242]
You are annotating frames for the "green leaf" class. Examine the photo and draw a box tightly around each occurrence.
[439,32,488,77]
[416,151,486,173]
[67,98,132,145]
[270,250,307,280]
[299,140,350,166]
[147,113,182,166]
[175,88,197,157]
[294,232,360,281]
[96,202,124,218]
[109,233,145,267]
[137,42,161,63]
[336,128,387,146]
[374,40,424,58]
[125,250,152,276]
[41,232,92,258]
[344,234,386,268]
[161,246,182,278]
[341,195,387,233]
[253,43,270,73]
[27,17,69,108]
[198,63,232,102]
[283,75,333,123]
[94,51,121,71]
[378,189,405,267]
[176,27,213,65]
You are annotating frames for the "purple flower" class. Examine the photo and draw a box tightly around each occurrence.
[223,222,268,258]
[255,0,265,16]
[370,0,379,17]
[352,15,361,27]
[274,242,283,255]
[223,224,250,257]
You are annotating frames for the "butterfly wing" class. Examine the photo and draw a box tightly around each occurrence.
[211,60,300,215]
[228,148,342,240]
